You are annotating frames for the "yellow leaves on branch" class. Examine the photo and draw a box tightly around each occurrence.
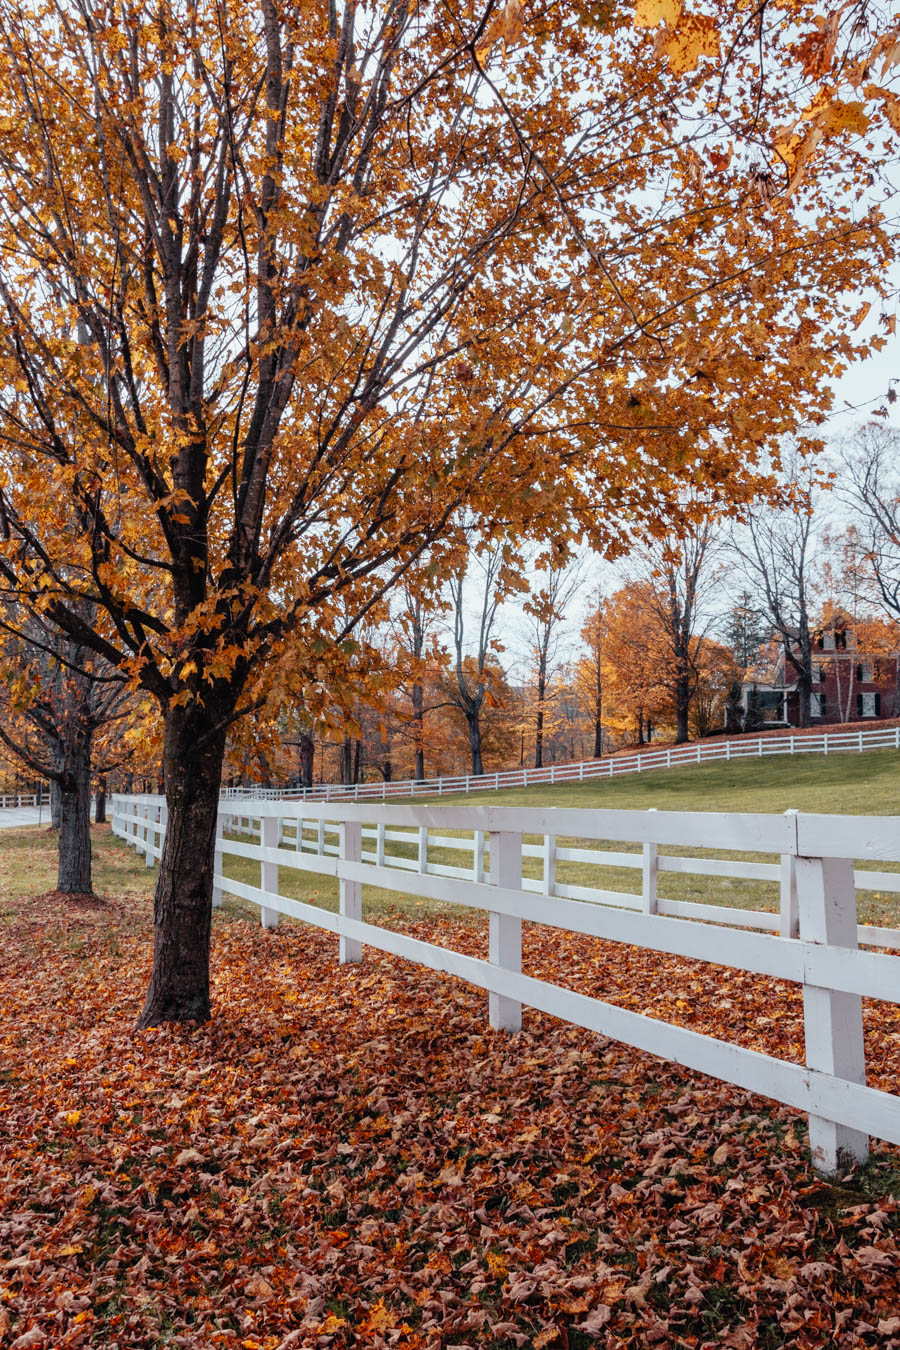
[778,94,872,198]
[474,0,524,63]
[633,2,719,75]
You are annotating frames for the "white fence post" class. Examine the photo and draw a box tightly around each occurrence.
[212,812,223,908]
[642,808,658,914]
[488,830,522,1032]
[542,833,556,896]
[260,814,280,929]
[146,802,158,867]
[417,826,428,873]
[339,820,363,963]
[473,829,485,883]
[797,853,868,1174]
[779,808,799,939]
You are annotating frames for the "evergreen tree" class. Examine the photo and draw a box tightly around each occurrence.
[724,681,744,734]
[743,686,765,733]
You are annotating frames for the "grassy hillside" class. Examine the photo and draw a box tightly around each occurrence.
[427,746,900,815]
[213,747,900,933]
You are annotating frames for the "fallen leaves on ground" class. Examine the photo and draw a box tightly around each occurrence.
[1,890,899,1349]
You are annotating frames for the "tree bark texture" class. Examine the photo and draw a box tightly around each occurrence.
[138,707,229,1028]
[57,730,93,893]
[50,778,61,830]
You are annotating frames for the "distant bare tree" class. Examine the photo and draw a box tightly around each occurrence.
[730,458,825,727]
[523,559,582,767]
[841,423,900,622]
[447,545,507,777]
[636,519,719,743]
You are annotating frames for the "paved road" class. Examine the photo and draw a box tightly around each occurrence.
[0,806,48,828]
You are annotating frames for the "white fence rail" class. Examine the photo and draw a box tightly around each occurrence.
[220,723,900,802]
[0,791,50,808]
[112,793,900,1174]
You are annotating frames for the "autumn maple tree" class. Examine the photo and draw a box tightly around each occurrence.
[0,0,896,1024]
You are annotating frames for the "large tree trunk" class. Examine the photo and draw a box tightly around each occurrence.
[50,778,61,830]
[57,731,93,893]
[468,713,484,776]
[94,775,107,824]
[137,705,229,1028]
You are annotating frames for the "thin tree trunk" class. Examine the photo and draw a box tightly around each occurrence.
[468,713,484,776]
[675,675,691,744]
[535,666,546,769]
[298,733,314,788]
[57,732,93,893]
[94,775,107,824]
[412,680,425,781]
[797,675,812,727]
[137,706,229,1028]
[593,658,603,758]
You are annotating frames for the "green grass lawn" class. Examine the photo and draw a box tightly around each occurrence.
[2,748,898,944]
[427,744,900,814]
[216,747,900,933]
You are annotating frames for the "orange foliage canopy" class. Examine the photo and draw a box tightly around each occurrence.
[0,0,895,1020]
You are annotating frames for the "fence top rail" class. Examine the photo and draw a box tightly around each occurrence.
[112,794,900,861]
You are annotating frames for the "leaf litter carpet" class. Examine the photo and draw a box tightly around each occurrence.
[1,891,899,1349]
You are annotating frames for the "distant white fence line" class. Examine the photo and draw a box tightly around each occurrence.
[0,791,50,808]
[220,723,900,803]
[112,793,900,1174]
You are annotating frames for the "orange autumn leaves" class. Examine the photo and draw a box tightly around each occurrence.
[634,0,718,74]
[2,875,900,1348]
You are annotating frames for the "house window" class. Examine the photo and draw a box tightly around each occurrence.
[858,692,880,718]
[814,665,825,683]
[856,660,874,682]
[823,633,835,651]
[811,691,824,717]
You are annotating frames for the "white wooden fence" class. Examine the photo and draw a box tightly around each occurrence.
[220,722,900,802]
[112,793,900,1175]
[0,791,50,808]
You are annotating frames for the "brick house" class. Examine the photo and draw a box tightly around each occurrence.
[742,625,900,726]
